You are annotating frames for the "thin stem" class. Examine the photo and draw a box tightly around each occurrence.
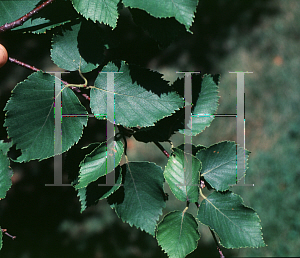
[9,57,40,72]
[154,141,170,158]
[9,57,90,101]
[199,187,207,200]
[186,200,190,208]
[9,56,66,82]
[0,0,56,33]
[209,228,225,258]
[182,206,188,214]
[1,229,16,240]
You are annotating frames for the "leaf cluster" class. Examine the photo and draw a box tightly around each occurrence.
[0,0,265,256]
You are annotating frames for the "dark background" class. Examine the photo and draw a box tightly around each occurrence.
[0,0,299,257]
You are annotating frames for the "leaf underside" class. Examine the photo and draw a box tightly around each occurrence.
[75,140,124,189]
[164,147,201,202]
[77,165,123,213]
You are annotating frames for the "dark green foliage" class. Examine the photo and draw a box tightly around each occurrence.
[0,0,266,257]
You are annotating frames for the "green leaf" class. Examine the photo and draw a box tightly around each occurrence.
[0,142,13,199]
[77,165,122,212]
[110,162,166,236]
[123,0,199,32]
[156,210,200,258]
[91,61,184,127]
[197,191,265,248]
[164,147,201,202]
[65,142,100,185]
[51,22,82,71]
[71,0,119,28]
[51,20,105,73]
[75,140,124,189]
[0,140,12,155]
[4,71,88,162]
[0,1,40,26]
[176,143,206,156]
[179,74,220,136]
[196,141,250,191]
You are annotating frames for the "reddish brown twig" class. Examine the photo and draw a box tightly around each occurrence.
[0,0,56,33]
[209,228,225,258]
[1,229,16,240]
[9,57,40,72]
[9,57,90,101]
[154,141,170,158]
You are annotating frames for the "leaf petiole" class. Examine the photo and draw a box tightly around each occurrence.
[199,187,207,200]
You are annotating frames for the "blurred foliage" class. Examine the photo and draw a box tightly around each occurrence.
[0,0,299,257]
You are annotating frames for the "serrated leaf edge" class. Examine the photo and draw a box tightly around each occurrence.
[156,210,200,258]
[197,191,265,249]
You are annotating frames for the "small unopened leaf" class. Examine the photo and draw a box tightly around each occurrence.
[196,141,250,191]
[197,191,265,248]
[156,210,200,258]
[164,148,201,202]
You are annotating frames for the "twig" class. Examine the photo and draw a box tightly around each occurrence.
[154,141,170,158]
[0,0,56,33]
[9,57,90,101]
[1,229,16,240]
[9,57,40,72]
[209,228,225,258]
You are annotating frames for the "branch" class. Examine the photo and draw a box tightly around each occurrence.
[8,57,91,101]
[9,57,39,72]
[1,229,16,240]
[209,228,225,258]
[0,0,56,33]
[154,141,170,158]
